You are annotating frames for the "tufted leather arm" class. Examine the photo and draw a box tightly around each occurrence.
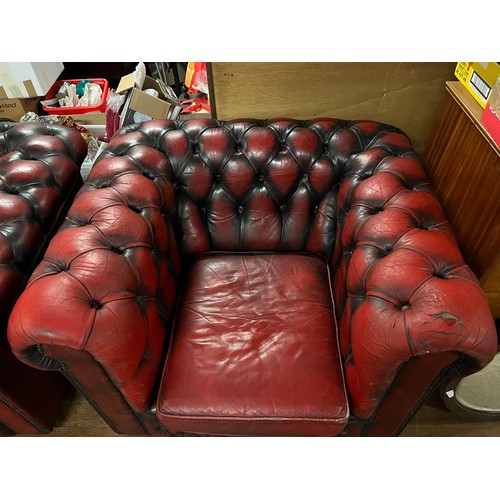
[8,122,183,433]
[0,122,86,434]
[7,118,497,435]
[0,122,86,327]
[329,126,497,425]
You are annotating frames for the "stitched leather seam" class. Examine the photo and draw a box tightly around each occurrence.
[157,413,348,423]
[52,354,147,435]
[0,394,46,433]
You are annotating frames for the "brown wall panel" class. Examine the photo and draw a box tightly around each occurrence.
[208,62,456,155]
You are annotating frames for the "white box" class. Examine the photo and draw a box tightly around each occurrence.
[116,72,181,127]
[81,141,107,181]
[0,62,64,98]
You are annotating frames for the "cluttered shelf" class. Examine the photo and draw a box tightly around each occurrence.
[0,62,212,179]
[445,81,500,156]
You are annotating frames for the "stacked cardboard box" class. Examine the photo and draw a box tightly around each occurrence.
[0,62,63,122]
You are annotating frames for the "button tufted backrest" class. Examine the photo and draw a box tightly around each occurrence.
[163,118,344,254]
[0,122,86,330]
[106,118,378,257]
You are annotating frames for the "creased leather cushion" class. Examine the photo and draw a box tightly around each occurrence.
[157,252,349,436]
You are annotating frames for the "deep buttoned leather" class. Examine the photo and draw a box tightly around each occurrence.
[0,122,86,324]
[7,118,497,433]
[0,122,86,433]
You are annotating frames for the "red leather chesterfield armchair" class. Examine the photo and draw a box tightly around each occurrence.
[7,118,498,436]
[0,122,86,435]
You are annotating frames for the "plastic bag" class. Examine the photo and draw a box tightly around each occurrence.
[185,62,209,95]
[105,89,126,140]
[134,62,146,89]
[59,84,79,107]
[55,81,102,108]
[79,82,102,107]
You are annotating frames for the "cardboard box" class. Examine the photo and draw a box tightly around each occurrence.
[73,112,106,126]
[0,97,40,122]
[455,62,500,108]
[0,62,64,99]
[49,111,107,126]
[481,76,500,148]
[116,72,181,127]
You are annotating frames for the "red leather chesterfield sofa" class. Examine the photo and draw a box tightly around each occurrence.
[7,118,498,436]
[0,122,86,435]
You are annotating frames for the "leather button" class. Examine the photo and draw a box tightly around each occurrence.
[216,174,222,182]
[258,175,265,183]
[280,205,286,212]
[238,206,244,214]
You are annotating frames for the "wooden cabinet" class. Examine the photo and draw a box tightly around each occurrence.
[423,81,500,319]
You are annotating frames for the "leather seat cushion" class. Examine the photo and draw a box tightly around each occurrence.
[157,252,349,436]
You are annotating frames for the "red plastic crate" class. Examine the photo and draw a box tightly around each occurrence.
[41,78,109,115]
